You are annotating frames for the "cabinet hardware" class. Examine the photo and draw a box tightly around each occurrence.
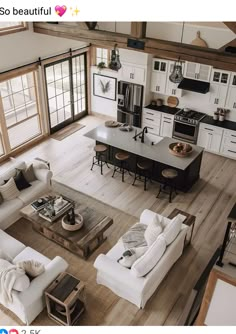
[204,128,213,131]
[163,117,171,120]
[228,150,236,154]
[146,112,154,115]
[164,121,171,124]
[231,134,236,137]
[156,86,160,91]
[146,118,154,121]
[230,141,236,144]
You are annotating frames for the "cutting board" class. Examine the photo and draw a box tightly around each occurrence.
[191,31,208,48]
[167,96,179,108]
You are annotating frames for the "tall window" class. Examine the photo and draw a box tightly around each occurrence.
[96,48,110,67]
[0,69,42,155]
[0,22,27,35]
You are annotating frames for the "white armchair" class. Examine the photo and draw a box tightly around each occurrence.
[94,209,189,308]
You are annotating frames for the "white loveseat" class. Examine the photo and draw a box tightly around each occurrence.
[94,209,189,308]
[0,158,53,230]
[0,229,68,325]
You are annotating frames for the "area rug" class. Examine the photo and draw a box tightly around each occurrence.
[51,122,85,141]
[3,180,138,326]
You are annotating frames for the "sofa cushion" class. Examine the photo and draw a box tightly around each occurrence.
[17,180,48,204]
[0,160,26,185]
[0,229,25,259]
[21,164,37,183]
[0,258,30,292]
[12,247,51,267]
[162,215,183,246]
[0,178,20,201]
[0,197,23,226]
[144,217,163,246]
[0,248,12,261]
[13,170,31,191]
[32,159,49,170]
[131,234,166,277]
[118,246,148,268]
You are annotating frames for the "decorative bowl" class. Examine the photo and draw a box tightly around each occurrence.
[169,142,193,157]
[62,213,83,231]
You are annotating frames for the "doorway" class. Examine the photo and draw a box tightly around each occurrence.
[44,53,87,134]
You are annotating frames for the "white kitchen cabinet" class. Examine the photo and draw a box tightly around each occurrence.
[209,83,228,107]
[152,58,168,73]
[160,114,174,138]
[165,61,184,97]
[142,108,161,136]
[225,73,236,110]
[220,129,236,159]
[120,62,146,85]
[211,69,231,85]
[184,62,212,82]
[197,124,223,153]
[151,71,167,94]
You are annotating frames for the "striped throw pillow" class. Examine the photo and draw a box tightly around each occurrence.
[0,177,20,201]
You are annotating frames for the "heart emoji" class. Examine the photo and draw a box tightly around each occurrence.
[55,5,67,17]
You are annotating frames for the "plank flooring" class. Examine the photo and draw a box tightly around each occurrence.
[1,115,236,326]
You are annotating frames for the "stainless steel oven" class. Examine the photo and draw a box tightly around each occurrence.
[173,120,199,144]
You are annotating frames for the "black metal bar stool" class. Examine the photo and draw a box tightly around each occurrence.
[132,159,153,191]
[90,144,109,175]
[156,168,178,203]
[112,152,130,182]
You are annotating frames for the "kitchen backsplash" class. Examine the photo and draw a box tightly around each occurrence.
[152,91,236,122]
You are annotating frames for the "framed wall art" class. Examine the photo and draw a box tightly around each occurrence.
[93,73,117,101]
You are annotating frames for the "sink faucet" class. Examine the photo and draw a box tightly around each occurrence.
[133,127,148,143]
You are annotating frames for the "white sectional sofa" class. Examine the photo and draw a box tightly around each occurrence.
[0,158,53,230]
[0,229,68,324]
[94,209,189,308]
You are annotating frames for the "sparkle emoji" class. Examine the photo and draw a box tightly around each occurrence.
[70,6,80,16]
[55,5,67,17]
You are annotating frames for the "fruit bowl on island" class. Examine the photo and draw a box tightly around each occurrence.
[169,142,193,157]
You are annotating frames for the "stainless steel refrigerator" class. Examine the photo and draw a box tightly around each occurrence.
[117,81,143,128]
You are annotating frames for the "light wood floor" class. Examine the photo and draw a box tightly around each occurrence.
[1,114,236,326]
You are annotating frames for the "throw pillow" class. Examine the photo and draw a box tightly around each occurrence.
[118,246,148,269]
[162,215,183,246]
[144,216,163,246]
[17,260,45,277]
[18,164,36,183]
[0,192,3,205]
[0,259,30,292]
[0,177,20,201]
[12,170,31,191]
[32,159,49,170]
[131,234,166,277]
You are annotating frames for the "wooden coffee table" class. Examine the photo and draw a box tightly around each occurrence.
[20,192,113,259]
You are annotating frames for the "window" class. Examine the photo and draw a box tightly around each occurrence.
[0,69,42,154]
[0,22,27,36]
[96,48,110,67]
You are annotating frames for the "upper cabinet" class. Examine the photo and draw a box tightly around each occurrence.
[119,62,146,85]
[184,62,212,82]
[209,69,231,107]
[152,58,168,73]
[225,73,236,111]
[150,58,168,94]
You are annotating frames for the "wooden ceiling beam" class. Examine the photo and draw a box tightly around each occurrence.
[33,22,236,72]
[219,38,236,52]
[223,22,236,34]
[131,22,146,39]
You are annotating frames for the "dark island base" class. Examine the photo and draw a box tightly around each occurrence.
[96,141,203,192]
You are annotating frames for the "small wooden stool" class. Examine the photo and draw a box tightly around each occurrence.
[112,152,130,182]
[90,144,109,175]
[156,168,178,203]
[132,159,153,191]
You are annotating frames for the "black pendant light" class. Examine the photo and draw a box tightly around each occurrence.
[169,22,185,84]
[109,44,122,71]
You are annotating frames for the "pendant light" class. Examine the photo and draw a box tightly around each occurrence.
[169,22,185,84]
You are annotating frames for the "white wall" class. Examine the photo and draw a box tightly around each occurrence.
[146,22,235,49]
[0,23,88,71]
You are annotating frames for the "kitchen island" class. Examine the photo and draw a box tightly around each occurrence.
[84,124,204,191]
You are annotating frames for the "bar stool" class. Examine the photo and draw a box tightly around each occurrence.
[90,144,109,175]
[112,152,130,182]
[156,168,178,203]
[132,159,153,191]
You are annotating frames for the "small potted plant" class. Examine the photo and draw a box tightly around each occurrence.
[97,61,106,73]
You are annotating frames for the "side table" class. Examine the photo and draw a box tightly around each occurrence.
[45,272,85,326]
[168,208,196,247]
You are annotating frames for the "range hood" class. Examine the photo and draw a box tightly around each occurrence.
[178,78,210,94]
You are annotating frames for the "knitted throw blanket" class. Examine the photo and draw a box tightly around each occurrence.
[0,265,25,304]
[121,223,147,249]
